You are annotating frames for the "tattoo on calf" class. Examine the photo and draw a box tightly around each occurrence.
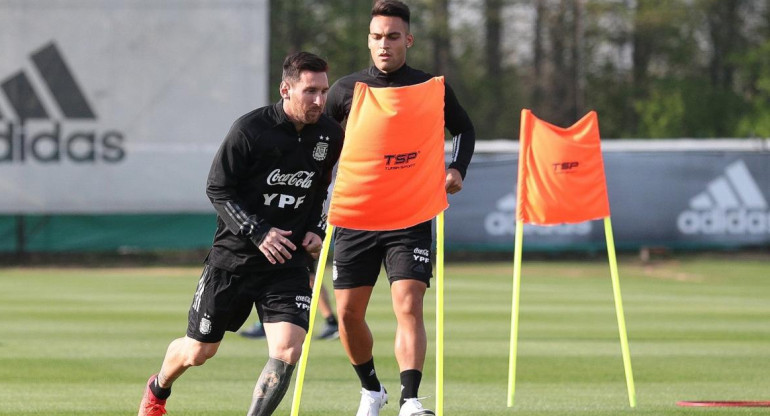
[247,357,296,416]
[253,370,280,398]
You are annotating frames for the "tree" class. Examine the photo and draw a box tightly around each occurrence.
[484,0,503,131]
[734,3,770,137]
[266,0,770,139]
[702,0,746,90]
[532,0,546,111]
[528,0,583,127]
[429,0,452,77]
[269,0,370,102]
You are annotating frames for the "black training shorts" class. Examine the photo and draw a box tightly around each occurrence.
[307,258,318,275]
[332,221,433,289]
[186,264,311,343]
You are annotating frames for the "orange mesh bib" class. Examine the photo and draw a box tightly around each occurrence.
[329,77,448,230]
[516,109,610,225]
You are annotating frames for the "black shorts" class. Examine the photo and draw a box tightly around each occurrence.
[307,258,318,275]
[332,221,433,289]
[186,264,311,343]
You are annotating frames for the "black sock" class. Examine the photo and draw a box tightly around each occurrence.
[150,376,171,400]
[399,369,422,407]
[353,358,381,392]
[325,315,338,326]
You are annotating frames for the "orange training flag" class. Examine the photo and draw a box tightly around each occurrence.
[328,77,448,230]
[516,109,610,225]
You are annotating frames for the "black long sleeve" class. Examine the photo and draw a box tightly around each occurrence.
[443,83,475,179]
[205,102,343,272]
[206,126,273,246]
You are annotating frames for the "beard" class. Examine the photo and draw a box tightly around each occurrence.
[301,108,322,125]
[285,100,323,128]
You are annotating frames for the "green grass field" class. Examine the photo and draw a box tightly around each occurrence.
[1,255,769,415]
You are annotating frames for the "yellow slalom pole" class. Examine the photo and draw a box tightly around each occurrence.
[290,225,335,416]
[603,217,636,407]
[435,211,445,416]
[506,219,524,407]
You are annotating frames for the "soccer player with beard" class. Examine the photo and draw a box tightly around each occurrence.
[138,51,343,416]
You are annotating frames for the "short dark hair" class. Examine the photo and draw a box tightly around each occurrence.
[371,0,410,25]
[282,52,328,82]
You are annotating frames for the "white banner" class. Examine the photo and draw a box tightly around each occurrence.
[0,0,269,213]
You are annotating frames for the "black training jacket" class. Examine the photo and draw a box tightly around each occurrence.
[205,101,344,272]
[325,64,475,179]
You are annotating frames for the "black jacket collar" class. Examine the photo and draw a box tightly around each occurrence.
[272,100,290,124]
[368,63,410,81]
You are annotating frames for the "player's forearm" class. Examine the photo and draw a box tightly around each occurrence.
[448,127,475,179]
[210,197,272,245]
[305,210,328,241]
[444,83,475,179]
[303,190,328,240]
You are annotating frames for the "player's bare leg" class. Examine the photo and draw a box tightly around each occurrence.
[138,337,220,416]
[246,322,305,416]
[391,280,427,371]
[335,286,376,364]
[309,274,339,339]
[391,280,434,415]
[158,337,220,387]
[317,284,334,319]
[336,286,388,415]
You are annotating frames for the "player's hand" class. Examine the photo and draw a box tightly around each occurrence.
[259,228,295,264]
[445,168,464,194]
[302,232,322,259]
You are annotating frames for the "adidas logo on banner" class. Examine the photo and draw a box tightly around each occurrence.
[485,192,591,236]
[0,41,125,163]
[677,160,769,235]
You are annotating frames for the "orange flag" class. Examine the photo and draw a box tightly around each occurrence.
[328,77,448,230]
[516,109,610,225]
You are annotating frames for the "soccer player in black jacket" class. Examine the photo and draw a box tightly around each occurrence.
[324,2,475,416]
[138,52,343,416]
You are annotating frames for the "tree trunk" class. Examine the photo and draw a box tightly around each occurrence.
[430,0,452,77]
[287,1,305,53]
[547,0,571,125]
[630,0,655,134]
[533,0,546,110]
[631,0,651,91]
[572,0,585,119]
[485,0,503,81]
[707,0,743,89]
[484,0,503,131]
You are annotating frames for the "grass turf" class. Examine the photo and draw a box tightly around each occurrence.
[0,255,769,415]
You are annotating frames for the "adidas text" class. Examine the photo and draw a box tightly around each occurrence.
[677,209,770,235]
[0,122,124,163]
[677,160,769,235]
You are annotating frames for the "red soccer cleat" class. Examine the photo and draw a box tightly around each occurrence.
[138,375,167,416]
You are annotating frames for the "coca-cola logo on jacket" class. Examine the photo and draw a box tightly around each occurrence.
[266,169,315,189]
